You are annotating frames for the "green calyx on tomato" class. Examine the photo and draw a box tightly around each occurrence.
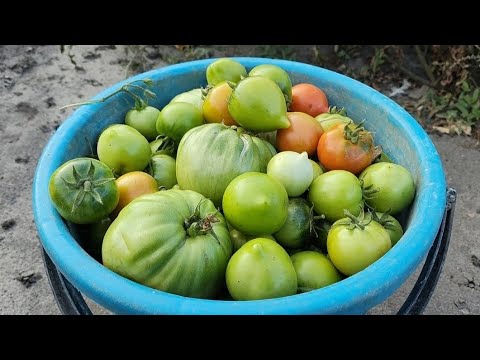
[149,135,177,158]
[327,208,391,276]
[49,158,119,224]
[371,210,404,246]
[315,106,354,133]
[228,76,290,132]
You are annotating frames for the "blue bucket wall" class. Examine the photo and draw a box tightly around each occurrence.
[32,58,446,314]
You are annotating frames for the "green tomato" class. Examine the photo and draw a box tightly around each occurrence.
[267,151,313,197]
[102,189,232,299]
[156,102,204,143]
[176,123,276,207]
[274,198,312,249]
[170,88,204,112]
[249,64,292,101]
[147,154,177,189]
[225,238,297,300]
[327,217,391,276]
[229,228,275,253]
[125,106,160,141]
[315,108,354,133]
[222,172,288,236]
[291,251,342,292]
[373,212,404,246]
[228,76,290,132]
[49,158,119,224]
[206,58,247,86]
[359,162,416,215]
[97,124,152,175]
[72,217,112,262]
[308,170,363,222]
[309,159,324,181]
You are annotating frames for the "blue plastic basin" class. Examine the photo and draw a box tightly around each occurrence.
[32,58,446,314]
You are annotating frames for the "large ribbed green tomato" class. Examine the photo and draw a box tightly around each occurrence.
[176,123,276,206]
[102,189,232,299]
[226,238,297,300]
[222,172,289,236]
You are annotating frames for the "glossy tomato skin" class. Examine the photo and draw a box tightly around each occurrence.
[49,157,119,224]
[147,154,177,190]
[156,102,204,143]
[97,124,152,176]
[228,76,290,132]
[290,251,342,292]
[176,123,276,206]
[111,171,158,218]
[290,83,329,117]
[102,189,232,299]
[225,238,297,300]
[327,218,391,276]
[308,170,363,223]
[125,106,160,141]
[276,112,324,156]
[359,162,416,215]
[317,124,377,175]
[202,81,238,126]
[273,198,312,249]
[170,88,204,112]
[206,58,247,86]
[249,64,293,100]
[222,172,289,236]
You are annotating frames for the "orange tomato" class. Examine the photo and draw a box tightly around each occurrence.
[317,124,379,174]
[202,82,239,126]
[290,83,329,117]
[111,171,158,217]
[276,112,324,157]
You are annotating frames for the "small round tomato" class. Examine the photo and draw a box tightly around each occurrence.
[49,157,119,224]
[147,154,177,189]
[202,82,239,126]
[291,251,342,292]
[276,112,324,156]
[97,124,152,176]
[228,76,290,132]
[125,105,160,141]
[309,159,324,181]
[267,151,313,197]
[327,214,391,276]
[225,238,297,300]
[308,170,363,222]
[359,162,416,215]
[156,102,204,143]
[229,228,275,253]
[170,88,204,112]
[111,171,158,217]
[206,58,247,86]
[372,211,404,246]
[290,83,329,117]
[274,198,312,249]
[249,64,293,101]
[317,123,380,175]
[222,172,288,236]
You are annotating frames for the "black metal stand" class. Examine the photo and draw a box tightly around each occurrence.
[41,187,457,315]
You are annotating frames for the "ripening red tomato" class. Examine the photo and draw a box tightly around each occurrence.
[290,83,329,117]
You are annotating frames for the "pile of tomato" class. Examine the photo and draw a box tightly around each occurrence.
[49,58,416,301]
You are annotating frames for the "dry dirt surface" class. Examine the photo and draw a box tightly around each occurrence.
[1,45,479,315]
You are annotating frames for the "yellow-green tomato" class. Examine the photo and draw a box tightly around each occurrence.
[170,88,204,112]
[147,154,177,189]
[125,106,160,141]
[97,124,152,176]
[228,76,290,132]
[156,102,204,143]
[226,238,297,300]
[249,64,293,100]
[327,218,391,276]
[290,251,342,292]
[222,172,288,236]
[309,159,324,181]
[206,58,247,86]
[267,151,313,197]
